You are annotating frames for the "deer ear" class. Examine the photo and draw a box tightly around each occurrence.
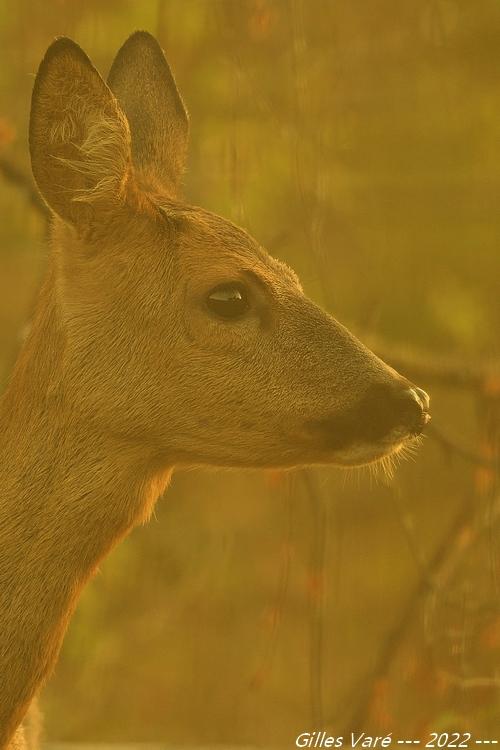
[29,37,132,227]
[107,31,189,196]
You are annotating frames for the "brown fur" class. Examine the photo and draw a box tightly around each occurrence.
[0,32,428,747]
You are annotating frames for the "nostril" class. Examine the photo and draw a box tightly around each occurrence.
[398,387,431,435]
[411,386,430,412]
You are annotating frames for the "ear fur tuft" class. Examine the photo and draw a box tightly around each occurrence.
[29,36,132,224]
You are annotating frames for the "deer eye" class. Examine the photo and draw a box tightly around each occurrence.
[206,282,249,320]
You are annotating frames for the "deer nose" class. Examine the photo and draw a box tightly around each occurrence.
[411,386,430,412]
[394,386,431,436]
[358,382,431,442]
[308,381,431,451]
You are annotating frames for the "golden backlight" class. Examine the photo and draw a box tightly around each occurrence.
[0,0,498,745]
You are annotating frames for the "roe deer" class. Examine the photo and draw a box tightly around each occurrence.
[0,31,430,747]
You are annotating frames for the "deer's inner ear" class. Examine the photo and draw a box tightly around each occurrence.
[107,31,189,198]
[29,37,132,228]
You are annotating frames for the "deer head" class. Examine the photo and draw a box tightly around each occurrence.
[28,31,430,472]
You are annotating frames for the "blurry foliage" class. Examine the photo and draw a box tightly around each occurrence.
[0,0,499,745]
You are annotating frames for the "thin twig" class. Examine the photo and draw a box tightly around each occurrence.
[302,469,329,729]
[428,423,499,470]
[0,155,50,221]
[340,490,500,733]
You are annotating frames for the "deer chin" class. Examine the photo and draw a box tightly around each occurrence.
[327,432,422,469]
[329,440,404,467]
[182,433,419,471]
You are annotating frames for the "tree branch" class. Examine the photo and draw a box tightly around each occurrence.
[368,337,500,392]
[339,489,500,733]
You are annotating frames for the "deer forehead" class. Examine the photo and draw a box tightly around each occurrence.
[167,206,303,296]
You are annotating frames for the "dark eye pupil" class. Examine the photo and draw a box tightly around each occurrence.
[207,283,249,319]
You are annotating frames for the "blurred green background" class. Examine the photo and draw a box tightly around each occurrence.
[0,0,499,745]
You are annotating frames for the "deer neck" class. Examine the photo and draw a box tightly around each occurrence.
[0,265,172,746]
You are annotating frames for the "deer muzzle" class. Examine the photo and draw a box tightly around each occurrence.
[308,380,431,455]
